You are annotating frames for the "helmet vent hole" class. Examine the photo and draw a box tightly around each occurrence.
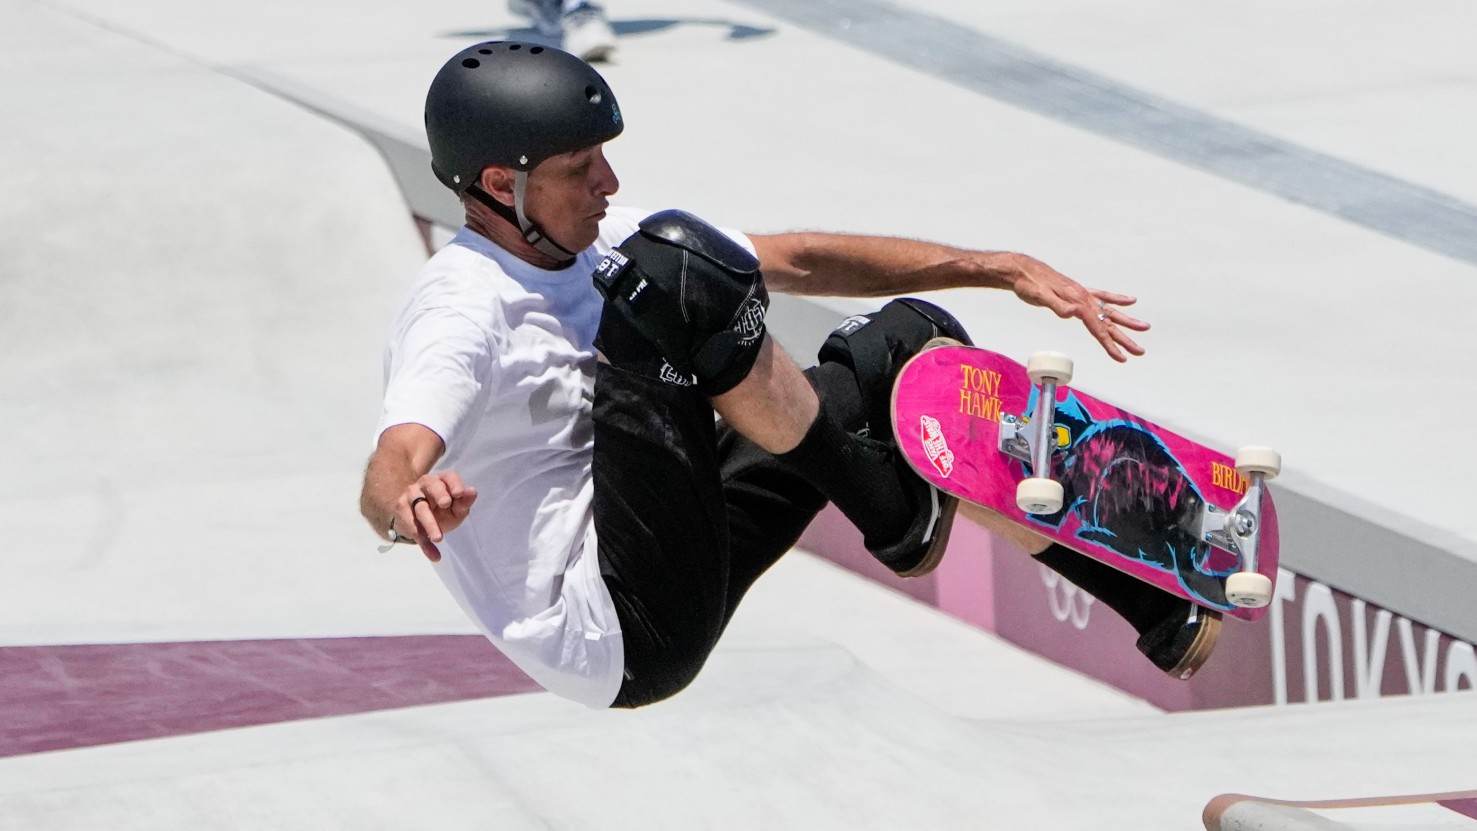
[477,48,492,55]
[586,85,602,104]
[462,58,480,68]
[530,46,544,54]
[509,44,522,50]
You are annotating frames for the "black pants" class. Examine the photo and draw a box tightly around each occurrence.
[592,361,827,708]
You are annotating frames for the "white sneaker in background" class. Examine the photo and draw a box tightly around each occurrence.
[563,4,617,63]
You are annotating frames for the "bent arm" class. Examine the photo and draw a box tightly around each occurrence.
[359,423,446,539]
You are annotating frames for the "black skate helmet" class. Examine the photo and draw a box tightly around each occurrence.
[425,41,623,260]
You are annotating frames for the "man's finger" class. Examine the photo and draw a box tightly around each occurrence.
[440,471,467,498]
[413,497,444,542]
[1090,290,1137,306]
[1089,320,1128,363]
[422,478,454,511]
[417,535,441,563]
[1107,308,1151,332]
[451,491,478,518]
[1109,325,1146,356]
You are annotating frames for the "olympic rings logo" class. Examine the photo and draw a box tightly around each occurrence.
[1039,564,1094,630]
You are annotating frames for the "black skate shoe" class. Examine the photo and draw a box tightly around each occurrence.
[1033,542,1222,679]
[1135,601,1222,680]
[818,298,973,577]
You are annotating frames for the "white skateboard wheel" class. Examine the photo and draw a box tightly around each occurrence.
[1225,572,1273,608]
[1017,477,1064,514]
[1234,446,1281,480]
[1025,351,1073,386]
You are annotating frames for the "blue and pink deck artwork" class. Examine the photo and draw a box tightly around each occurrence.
[892,345,1279,620]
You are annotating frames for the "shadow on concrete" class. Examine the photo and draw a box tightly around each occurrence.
[442,18,776,43]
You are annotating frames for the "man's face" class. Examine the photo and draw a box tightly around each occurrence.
[524,144,620,252]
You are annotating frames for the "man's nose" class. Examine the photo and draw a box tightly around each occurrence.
[593,152,619,196]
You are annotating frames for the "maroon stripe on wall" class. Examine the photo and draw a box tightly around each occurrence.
[1441,799,1477,820]
[0,636,541,758]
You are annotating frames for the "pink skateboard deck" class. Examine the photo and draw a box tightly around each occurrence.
[892,344,1278,620]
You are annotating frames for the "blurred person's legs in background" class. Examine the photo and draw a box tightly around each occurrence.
[508,0,617,62]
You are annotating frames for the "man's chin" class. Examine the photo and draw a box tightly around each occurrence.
[567,222,601,252]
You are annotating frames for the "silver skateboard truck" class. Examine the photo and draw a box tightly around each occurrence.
[998,351,1075,515]
[1194,447,1281,608]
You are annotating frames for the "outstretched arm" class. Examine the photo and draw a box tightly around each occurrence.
[748,232,1149,362]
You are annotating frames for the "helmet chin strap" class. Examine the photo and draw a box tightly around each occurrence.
[512,172,579,263]
[466,177,578,265]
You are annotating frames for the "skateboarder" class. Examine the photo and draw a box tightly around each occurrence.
[358,42,1213,709]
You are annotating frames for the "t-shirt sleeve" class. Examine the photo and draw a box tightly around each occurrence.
[719,225,755,256]
[376,305,496,449]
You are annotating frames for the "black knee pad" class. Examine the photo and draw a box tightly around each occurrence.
[816,297,973,437]
[592,209,769,396]
[820,298,972,364]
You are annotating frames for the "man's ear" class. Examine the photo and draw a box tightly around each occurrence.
[478,166,517,207]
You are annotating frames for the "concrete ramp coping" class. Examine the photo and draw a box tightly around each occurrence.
[1205,790,1477,830]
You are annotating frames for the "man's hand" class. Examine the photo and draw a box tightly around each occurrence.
[1000,254,1150,362]
[392,471,478,563]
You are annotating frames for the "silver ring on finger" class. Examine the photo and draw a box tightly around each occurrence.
[1097,310,1110,322]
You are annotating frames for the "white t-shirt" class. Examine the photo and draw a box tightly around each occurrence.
[376,206,752,708]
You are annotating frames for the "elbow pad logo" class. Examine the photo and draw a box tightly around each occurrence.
[834,314,872,336]
[733,296,766,345]
[626,277,649,304]
[594,249,629,280]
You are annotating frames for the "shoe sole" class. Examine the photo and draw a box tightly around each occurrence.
[888,337,966,578]
[893,484,958,578]
[1167,608,1222,680]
